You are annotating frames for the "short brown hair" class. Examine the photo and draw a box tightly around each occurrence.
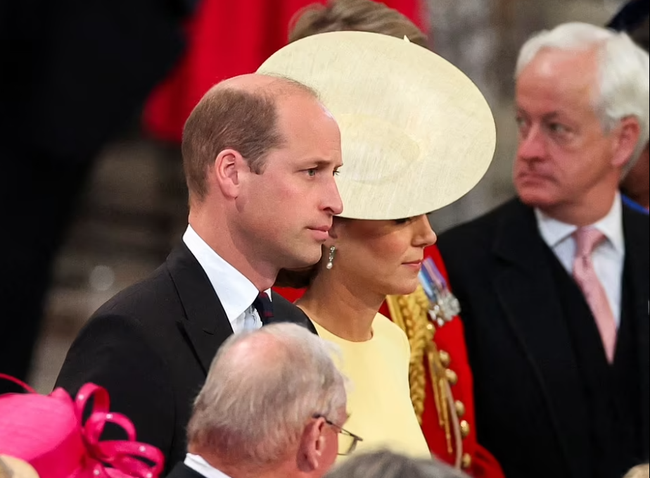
[289,0,428,47]
[181,87,284,200]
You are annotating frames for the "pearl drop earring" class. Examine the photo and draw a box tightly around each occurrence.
[326,246,337,270]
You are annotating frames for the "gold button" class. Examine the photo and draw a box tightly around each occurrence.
[445,369,458,386]
[462,453,473,469]
[455,400,466,418]
[427,323,435,332]
[460,420,471,438]
[439,350,451,368]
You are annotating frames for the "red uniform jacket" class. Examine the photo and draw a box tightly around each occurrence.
[275,246,504,478]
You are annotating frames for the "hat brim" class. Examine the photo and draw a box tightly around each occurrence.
[258,31,496,220]
[0,456,40,478]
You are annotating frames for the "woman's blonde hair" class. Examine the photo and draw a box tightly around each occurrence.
[625,464,650,478]
[289,0,428,47]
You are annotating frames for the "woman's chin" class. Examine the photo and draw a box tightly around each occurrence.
[385,279,420,298]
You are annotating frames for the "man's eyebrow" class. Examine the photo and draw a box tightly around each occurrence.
[542,112,562,121]
[301,159,344,168]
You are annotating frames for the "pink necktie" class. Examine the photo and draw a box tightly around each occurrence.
[572,228,617,363]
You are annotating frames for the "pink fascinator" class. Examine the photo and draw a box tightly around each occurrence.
[0,375,164,478]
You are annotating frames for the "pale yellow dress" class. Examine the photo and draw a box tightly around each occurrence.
[313,313,431,460]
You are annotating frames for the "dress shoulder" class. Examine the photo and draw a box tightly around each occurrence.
[373,312,411,358]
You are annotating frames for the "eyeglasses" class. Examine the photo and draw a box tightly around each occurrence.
[314,415,364,456]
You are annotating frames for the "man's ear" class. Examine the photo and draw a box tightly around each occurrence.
[296,418,327,472]
[612,116,642,170]
[209,149,248,199]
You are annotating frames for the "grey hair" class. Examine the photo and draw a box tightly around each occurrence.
[516,22,650,175]
[625,464,650,478]
[187,322,347,468]
[326,451,469,478]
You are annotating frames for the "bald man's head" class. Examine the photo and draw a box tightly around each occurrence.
[186,323,347,471]
[181,74,319,201]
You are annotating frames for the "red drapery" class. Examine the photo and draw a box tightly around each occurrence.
[143,0,427,142]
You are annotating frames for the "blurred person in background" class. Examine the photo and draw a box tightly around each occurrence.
[0,0,198,393]
[609,0,650,213]
[325,450,468,478]
[260,24,496,465]
[276,2,504,476]
[55,74,342,474]
[167,323,348,478]
[437,23,649,478]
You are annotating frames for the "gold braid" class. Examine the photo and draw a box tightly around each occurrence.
[386,285,457,456]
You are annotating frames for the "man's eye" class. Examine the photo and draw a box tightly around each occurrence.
[307,169,317,177]
[333,169,341,177]
[549,123,569,134]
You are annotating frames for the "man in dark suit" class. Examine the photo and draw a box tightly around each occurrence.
[437,23,649,478]
[56,74,344,474]
[167,322,348,478]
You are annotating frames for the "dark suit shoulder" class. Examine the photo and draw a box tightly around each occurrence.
[438,198,525,261]
[271,291,318,335]
[93,262,180,325]
[55,260,190,462]
[623,204,650,243]
[166,463,208,478]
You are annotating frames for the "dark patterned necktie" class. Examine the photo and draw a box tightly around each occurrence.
[252,292,274,325]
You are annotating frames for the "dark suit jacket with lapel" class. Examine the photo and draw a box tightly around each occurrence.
[437,198,649,478]
[55,244,316,475]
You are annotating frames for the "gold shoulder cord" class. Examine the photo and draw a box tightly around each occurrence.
[386,286,463,467]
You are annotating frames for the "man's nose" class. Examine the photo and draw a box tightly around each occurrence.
[323,177,344,216]
[517,124,547,162]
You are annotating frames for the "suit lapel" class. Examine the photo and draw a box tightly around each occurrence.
[622,207,650,452]
[492,201,589,478]
[166,244,234,373]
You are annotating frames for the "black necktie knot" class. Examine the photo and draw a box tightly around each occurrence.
[253,292,274,325]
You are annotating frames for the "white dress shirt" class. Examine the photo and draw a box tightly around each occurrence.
[183,226,272,334]
[185,454,231,478]
[535,194,625,328]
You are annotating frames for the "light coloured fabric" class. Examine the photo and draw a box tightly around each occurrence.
[183,225,270,333]
[312,314,431,460]
[258,31,496,220]
[535,194,625,327]
[184,454,231,478]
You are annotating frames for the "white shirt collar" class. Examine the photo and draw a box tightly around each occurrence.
[183,225,271,327]
[184,454,231,478]
[535,193,625,255]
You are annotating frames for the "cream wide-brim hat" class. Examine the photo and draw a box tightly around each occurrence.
[258,31,497,220]
[0,456,39,478]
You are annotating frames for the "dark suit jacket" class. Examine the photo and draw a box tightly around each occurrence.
[55,244,315,475]
[166,463,208,478]
[437,198,649,478]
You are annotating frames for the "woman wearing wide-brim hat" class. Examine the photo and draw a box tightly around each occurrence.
[259,31,496,460]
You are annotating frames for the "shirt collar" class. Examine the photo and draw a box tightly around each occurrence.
[184,454,232,478]
[535,193,625,254]
[183,225,270,324]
